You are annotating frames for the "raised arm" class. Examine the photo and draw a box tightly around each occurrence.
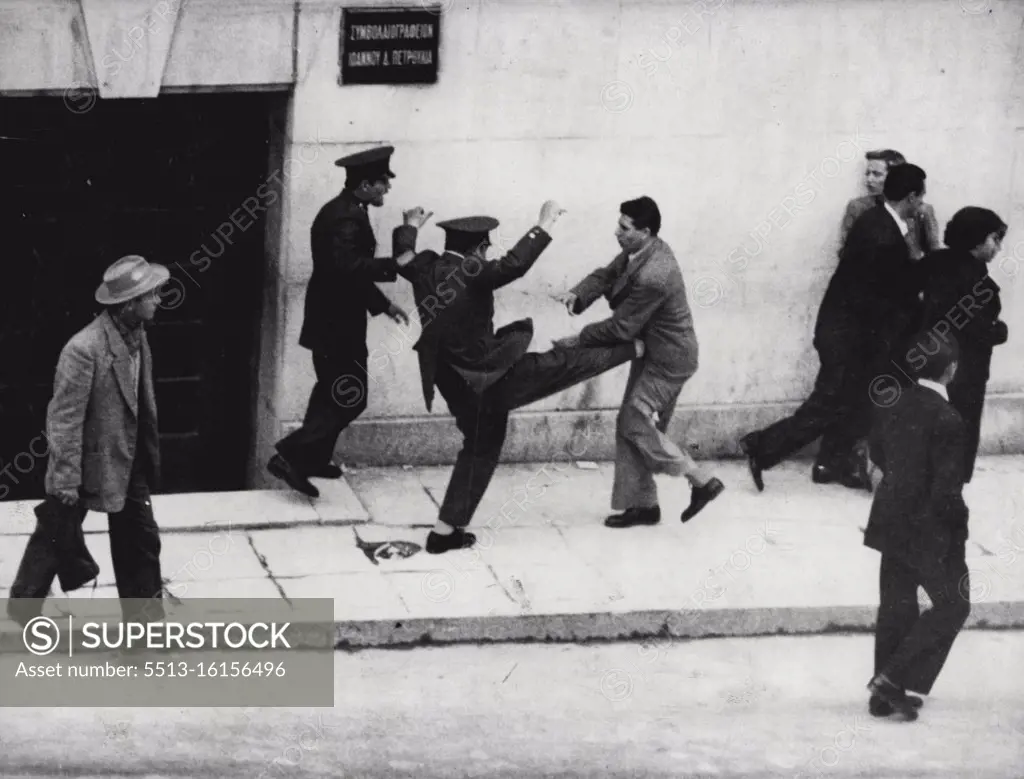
[468,201,565,291]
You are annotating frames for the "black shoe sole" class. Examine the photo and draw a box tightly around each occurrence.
[426,531,477,554]
[268,458,320,499]
[681,480,725,523]
[604,514,661,528]
[867,682,919,721]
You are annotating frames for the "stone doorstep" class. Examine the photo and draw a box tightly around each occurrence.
[0,482,370,536]
[0,601,1019,654]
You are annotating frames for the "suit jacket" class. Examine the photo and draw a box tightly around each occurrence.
[570,237,697,410]
[818,203,921,354]
[921,248,1007,359]
[865,383,969,565]
[44,312,160,514]
[299,188,418,354]
[399,226,552,411]
[840,195,941,260]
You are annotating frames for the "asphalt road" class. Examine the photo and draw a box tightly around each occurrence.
[0,631,1022,778]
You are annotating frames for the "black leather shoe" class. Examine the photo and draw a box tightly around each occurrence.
[310,463,343,479]
[681,478,725,523]
[268,454,320,499]
[867,675,919,721]
[839,459,873,493]
[812,464,838,484]
[605,506,661,528]
[739,434,764,492]
[426,529,477,554]
[869,692,923,717]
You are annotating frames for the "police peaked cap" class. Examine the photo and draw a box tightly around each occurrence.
[335,145,396,179]
[436,216,500,243]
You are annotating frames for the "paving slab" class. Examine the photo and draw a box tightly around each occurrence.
[342,468,436,527]
[0,482,368,537]
[1,456,1024,652]
[308,477,372,524]
[248,526,368,578]
[276,573,409,621]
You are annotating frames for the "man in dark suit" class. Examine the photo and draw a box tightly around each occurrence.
[268,145,432,498]
[740,164,929,492]
[8,255,168,626]
[558,196,724,528]
[396,205,640,554]
[864,334,971,721]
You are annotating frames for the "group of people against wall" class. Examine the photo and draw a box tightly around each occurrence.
[740,149,1009,494]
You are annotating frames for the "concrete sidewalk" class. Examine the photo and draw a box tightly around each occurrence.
[1,456,1022,649]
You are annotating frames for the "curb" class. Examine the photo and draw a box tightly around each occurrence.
[2,602,1019,654]
[330,601,1024,649]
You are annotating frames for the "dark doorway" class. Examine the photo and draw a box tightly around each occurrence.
[0,93,278,499]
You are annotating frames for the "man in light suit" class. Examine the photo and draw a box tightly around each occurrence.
[864,334,970,721]
[7,255,168,626]
[556,196,724,528]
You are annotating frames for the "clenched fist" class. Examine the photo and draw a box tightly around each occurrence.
[403,207,434,228]
[537,200,567,232]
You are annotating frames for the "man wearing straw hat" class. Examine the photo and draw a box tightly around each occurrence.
[6,255,168,626]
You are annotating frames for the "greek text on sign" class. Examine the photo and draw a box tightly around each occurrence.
[341,7,441,85]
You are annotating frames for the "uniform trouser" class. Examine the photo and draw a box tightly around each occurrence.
[435,342,635,529]
[8,450,164,623]
[874,539,970,696]
[276,349,368,474]
[611,360,713,511]
[753,340,871,471]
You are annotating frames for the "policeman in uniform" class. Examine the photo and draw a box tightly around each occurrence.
[269,145,431,497]
[396,204,641,554]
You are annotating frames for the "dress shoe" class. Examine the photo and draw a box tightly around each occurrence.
[267,454,320,499]
[605,506,661,528]
[310,463,343,479]
[426,529,477,554]
[680,478,725,523]
[739,434,764,492]
[869,692,924,717]
[866,674,919,721]
[811,464,838,484]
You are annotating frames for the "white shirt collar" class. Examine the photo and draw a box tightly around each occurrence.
[918,379,948,402]
[884,202,910,237]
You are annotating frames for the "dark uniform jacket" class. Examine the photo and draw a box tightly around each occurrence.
[398,227,551,411]
[817,203,920,358]
[299,189,418,354]
[866,383,969,566]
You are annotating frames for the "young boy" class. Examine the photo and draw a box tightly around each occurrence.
[863,333,971,721]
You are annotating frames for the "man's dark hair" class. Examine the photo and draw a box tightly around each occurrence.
[621,196,661,236]
[903,330,959,382]
[943,206,1008,252]
[865,149,906,168]
[883,163,926,202]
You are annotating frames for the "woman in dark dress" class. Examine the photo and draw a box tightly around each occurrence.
[921,207,1009,481]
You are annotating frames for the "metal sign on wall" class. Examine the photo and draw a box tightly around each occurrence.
[341,7,441,85]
